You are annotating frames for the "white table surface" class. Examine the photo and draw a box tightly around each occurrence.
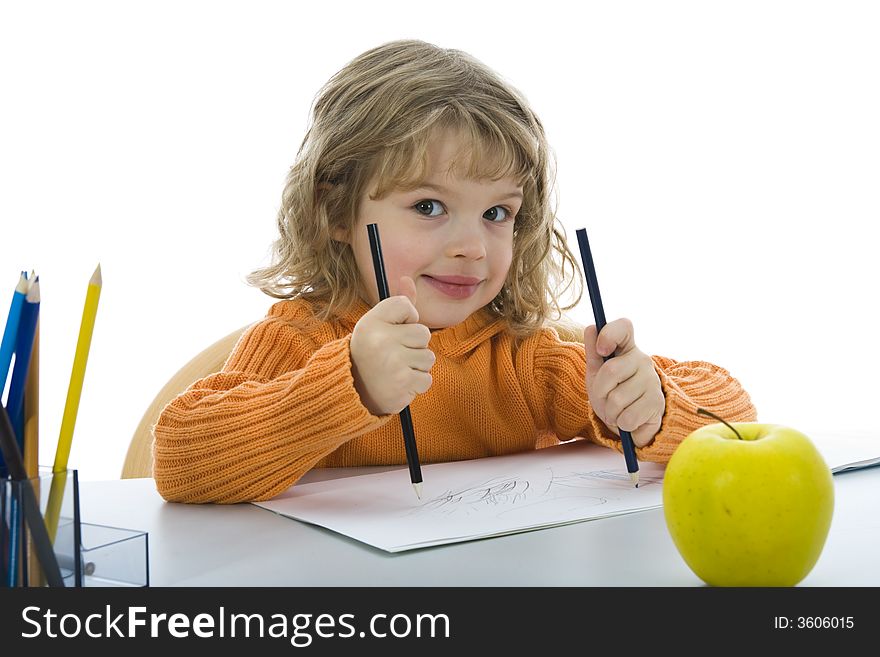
[78,463,880,587]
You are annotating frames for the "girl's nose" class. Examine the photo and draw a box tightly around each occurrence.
[444,218,487,260]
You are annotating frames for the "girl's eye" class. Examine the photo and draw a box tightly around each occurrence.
[413,200,514,223]
[413,199,445,217]
[483,206,512,223]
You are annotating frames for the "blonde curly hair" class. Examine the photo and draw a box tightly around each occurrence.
[249,39,583,337]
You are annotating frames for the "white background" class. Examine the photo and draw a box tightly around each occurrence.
[1,1,877,482]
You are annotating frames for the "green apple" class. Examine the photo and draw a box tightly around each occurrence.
[663,413,834,586]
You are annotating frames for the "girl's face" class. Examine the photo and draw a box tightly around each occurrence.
[347,132,523,329]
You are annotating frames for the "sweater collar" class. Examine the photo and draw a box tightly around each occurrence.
[429,308,507,357]
[338,299,506,358]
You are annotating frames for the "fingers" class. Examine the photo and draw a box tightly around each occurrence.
[601,376,647,427]
[371,276,430,347]
[583,325,603,377]
[355,325,433,368]
[372,276,420,326]
[630,416,662,448]
[590,362,665,447]
[395,323,432,349]
[387,359,433,410]
[350,289,434,415]
[609,384,661,438]
[589,350,639,401]
[406,344,436,372]
[374,294,419,326]
[584,319,635,383]
[584,318,663,447]
[408,370,433,395]
[597,388,662,447]
[594,318,635,358]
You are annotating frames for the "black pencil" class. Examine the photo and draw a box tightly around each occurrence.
[366,223,424,499]
[575,228,640,487]
[0,405,65,586]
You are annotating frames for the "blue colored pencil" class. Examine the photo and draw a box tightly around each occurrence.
[0,272,26,570]
[0,272,29,402]
[575,228,640,487]
[4,277,40,585]
[5,277,40,440]
[7,481,20,585]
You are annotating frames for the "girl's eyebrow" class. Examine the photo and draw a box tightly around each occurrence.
[414,181,523,202]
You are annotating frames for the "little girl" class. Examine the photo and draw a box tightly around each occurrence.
[153,40,756,503]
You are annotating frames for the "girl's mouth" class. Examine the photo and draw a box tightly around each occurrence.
[422,275,483,299]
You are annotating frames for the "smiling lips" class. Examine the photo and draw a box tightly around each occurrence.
[423,275,484,299]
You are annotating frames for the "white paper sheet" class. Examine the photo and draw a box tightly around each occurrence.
[255,441,665,552]
[254,429,880,553]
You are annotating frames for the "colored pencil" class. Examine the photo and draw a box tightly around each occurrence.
[0,481,6,579]
[53,264,102,473]
[0,272,28,404]
[24,320,42,585]
[0,271,25,563]
[5,277,39,586]
[366,224,424,499]
[23,318,39,479]
[5,277,40,444]
[46,265,101,545]
[575,228,640,487]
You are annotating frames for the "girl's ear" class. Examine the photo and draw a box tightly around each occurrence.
[318,183,349,243]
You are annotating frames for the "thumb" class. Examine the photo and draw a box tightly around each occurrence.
[375,275,418,326]
[398,275,417,306]
[583,325,604,383]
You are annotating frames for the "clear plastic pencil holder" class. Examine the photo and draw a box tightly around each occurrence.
[2,466,149,587]
[1,467,80,587]
[79,522,149,587]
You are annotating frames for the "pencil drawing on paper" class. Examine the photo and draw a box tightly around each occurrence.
[412,467,662,519]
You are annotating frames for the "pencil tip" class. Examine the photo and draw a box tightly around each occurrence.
[413,482,422,500]
[26,277,40,302]
[91,263,102,285]
[630,472,640,488]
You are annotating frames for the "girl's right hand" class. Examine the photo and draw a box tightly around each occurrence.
[350,276,435,415]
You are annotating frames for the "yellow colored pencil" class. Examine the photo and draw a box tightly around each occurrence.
[46,265,102,549]
[53,264,102,473]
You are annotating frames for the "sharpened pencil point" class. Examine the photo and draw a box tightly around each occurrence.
[630,472,639,488]
[413,482,422,499]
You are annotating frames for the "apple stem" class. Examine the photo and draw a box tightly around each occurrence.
[697,407,743,440]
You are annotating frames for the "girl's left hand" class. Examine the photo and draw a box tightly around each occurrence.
[584,318,665,447]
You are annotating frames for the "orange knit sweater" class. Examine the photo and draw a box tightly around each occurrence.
[153,298,756,503]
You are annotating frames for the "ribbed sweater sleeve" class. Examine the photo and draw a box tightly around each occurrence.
[153,297,759,504]
[534,332,757,463]
[152,313,390,503]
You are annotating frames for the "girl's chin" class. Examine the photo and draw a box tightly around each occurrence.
[421,312,471,330]
[425,320,457,331]
[416,293,496,329]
